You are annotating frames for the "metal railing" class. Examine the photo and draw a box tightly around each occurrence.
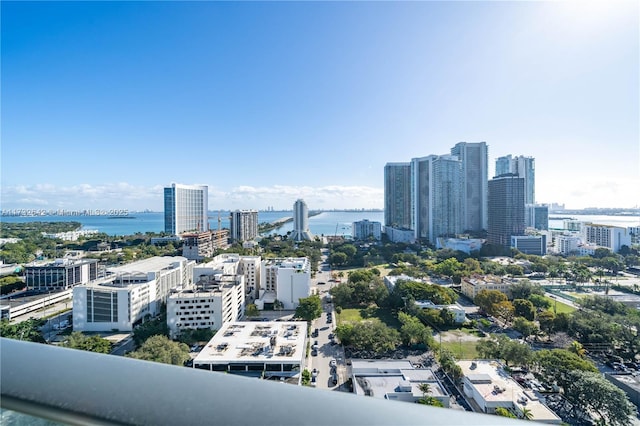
[1,338,525,425]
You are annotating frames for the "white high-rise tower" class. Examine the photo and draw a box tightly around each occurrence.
[290,199,313,241]
[164,183,208,235]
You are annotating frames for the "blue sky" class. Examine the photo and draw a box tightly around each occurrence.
[1,1,638,211]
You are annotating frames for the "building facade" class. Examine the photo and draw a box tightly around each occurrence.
[526,204,549,230]
[167,272,245,339]
[290,199,313,241]
[230,210,259,242]
[384,162,413,231]
[164,183,209,235]
[181,230,229,261]
[72,256,195,332]
[193,321,307,384]
[460,275,515,300]
[352,219,382,240]
[511,235,547,256]
[487,174,525,248]
[494,155,535,205]
[257,257,311,310]
[451,142,488,232]
[411,155,463,244]
[25,258,98,291]
[583,223,632,253]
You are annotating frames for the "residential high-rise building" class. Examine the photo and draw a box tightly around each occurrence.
[384,162,412,230]
[290,199,313,241]
[164,183,209,235]
[411,155,463,244]
[352,219,382,240]
[487,174,525,248]
[494,155,535,205]
[525,204,549,230]
[230,210,258,242]
[451,142,488,232]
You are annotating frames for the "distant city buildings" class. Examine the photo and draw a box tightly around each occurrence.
[352,219,382,240]
[290,199,313,241]
[230,210,259,242]
[164,183,209,235]
[526,204,549,230]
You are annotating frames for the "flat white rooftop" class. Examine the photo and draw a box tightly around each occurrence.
[351,360,447,400]
[459,360,561,424]
[194,321,307,365]
[108,256,187,274]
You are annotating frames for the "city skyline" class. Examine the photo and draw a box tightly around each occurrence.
[1,1,638,211]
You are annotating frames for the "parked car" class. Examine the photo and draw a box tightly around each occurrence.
[329,359,337,368]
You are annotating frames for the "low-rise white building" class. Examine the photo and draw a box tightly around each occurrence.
[553,234,581,256]
[351,360,449,407]
[256,257,310,310]
[193,321,307,384]
[414,301,467,323]
[511,235,546,255]
[167,271,245,339]
[436,237,484,254]
[195,254,261,302]
[459,360,561,423]
[384,227,415,244]
[73,256,194,332]
[583,223,632,253]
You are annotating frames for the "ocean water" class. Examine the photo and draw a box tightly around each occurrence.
[1,211,636,237]
[0,211,385,237]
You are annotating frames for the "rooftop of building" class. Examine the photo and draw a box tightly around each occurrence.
[263,257,309,268]
[25,258,97,268]
[351,359,447,399]
[107,256,188,275]
[458,360,561,423]
[193,321,307,364]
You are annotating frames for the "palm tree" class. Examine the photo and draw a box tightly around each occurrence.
[520,407,533,420]
[418,383,431,396]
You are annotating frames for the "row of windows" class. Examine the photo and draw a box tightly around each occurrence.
[176,312,212,316]
[176,299,213,304]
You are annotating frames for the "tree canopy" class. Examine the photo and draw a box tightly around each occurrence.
[294,295,323,322]
[62,331,112,354]
[127,335,190,366]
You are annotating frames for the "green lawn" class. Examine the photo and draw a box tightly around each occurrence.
[439,340,479,360]
[336,307,400,328]
[544,296,577,314]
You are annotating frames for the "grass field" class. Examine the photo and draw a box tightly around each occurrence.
[439,340,479,360]
[336,307,401,328]
[545,296,577,314]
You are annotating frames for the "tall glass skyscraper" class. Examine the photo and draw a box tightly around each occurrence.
[384,163,412,230]
[164,183,209,235]
[411,155,463,244]
[495,155,535,205]
[451,142,488,232]
[290,199,313,241]
[487,174,525,248]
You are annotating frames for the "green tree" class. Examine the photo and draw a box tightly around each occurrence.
[62,331,112,354]
[533,349,598,390]
[474,289,507,316]
[529,294,551,310]
[127,335,190,366]
[245,303,260,318]
[495,407,516,418]
[336,318,401,353]
[295,295,322,323]
[564,370,634,426]
[0,318,46,343]
[513,299,535,321]
[398,312,433,348]
[301,369,311,386]
[132,314,169,345]
[513,317,538,341]
[417,382,445,408]
[537,310,556,337]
